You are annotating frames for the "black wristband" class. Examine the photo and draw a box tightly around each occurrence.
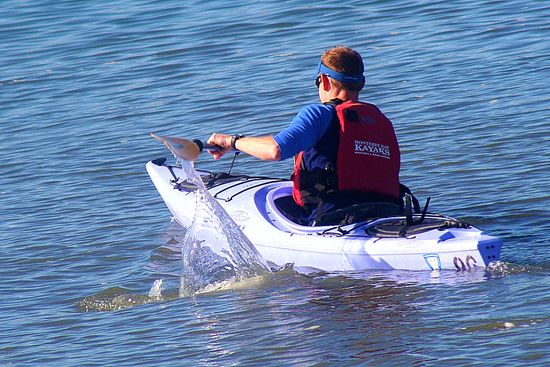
[230,134,244,150]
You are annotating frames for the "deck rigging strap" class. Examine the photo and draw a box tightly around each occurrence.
[366,215,471,238]
[227,152,240,175]
[213,179,284,202]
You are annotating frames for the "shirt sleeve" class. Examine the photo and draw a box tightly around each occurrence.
[274,104,334,161]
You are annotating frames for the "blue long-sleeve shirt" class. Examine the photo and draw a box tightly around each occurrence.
[273,104,335,160]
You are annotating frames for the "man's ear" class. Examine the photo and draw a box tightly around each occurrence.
[321,74,331,91]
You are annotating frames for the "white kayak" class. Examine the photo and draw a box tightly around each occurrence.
[146,158,502,272]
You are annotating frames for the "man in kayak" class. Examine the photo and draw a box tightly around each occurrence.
[207,46,402,225]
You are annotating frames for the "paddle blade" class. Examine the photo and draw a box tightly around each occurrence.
[150,132,201,161]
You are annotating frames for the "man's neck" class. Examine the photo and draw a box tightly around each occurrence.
[330,89,359,102]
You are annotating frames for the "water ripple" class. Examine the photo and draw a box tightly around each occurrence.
[1,0,549,366]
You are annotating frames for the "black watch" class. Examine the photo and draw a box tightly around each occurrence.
[230,134,244,150]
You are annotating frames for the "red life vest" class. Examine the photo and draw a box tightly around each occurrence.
[292,100,400,206]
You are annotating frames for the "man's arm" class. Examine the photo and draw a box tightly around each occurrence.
[206,134,281,161]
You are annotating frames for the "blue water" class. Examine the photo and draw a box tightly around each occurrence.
[1,0,549,365]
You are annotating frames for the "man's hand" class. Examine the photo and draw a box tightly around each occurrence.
[206,133,232,160]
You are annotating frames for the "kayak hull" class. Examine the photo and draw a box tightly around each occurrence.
[146,160,502,272]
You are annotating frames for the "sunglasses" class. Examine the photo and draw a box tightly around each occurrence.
[315,75,321,88]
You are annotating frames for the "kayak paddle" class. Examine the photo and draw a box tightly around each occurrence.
[150,133,219,161]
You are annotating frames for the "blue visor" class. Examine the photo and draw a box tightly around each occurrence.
[317,62,365,84]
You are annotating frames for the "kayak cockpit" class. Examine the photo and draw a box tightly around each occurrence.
[263,183,478,239]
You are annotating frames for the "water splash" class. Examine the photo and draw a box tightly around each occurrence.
[148,279,163,299]
[76,280,170,312]
[178,160,270,296]
[77,158,273,311]
[485,260,544,278]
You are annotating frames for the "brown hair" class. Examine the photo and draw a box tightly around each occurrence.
[321,46,365,92]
